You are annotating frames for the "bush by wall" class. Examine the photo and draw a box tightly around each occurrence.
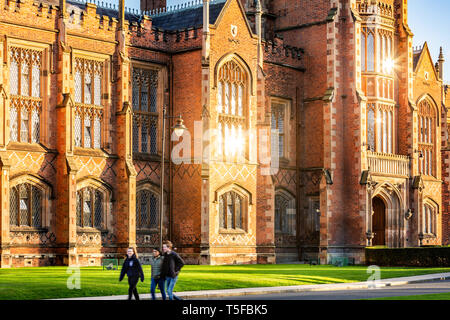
[365,247,450,267]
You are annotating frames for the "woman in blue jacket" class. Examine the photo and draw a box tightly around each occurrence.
[119,247,144,300]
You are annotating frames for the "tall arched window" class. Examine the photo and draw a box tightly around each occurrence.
[9,46,42,144]
[76,187,104,229]
[418,99,436,176]
[274,191,296,236]
[10,183,42,228]
[361,28,375,72]
[219,191,246,230]
[216,60,247,161]
[423,201,438,236]
[74,57,104,149]
[136,189,159,230]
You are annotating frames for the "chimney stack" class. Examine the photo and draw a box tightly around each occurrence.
[140,0,166,12]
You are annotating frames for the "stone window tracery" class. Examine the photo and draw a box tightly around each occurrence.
[418,99,436,177]
[9,46,42,144]
[423,202,438,236]
[136,189,159,230]
[216,60,247,161]
[219,191,245,230]
[132,67,159,155]
[74,57,103,149]
[275,191,296,236]
[76,186,104,229]
[271,99,289,160]
[10,183,42,228]
[361,27,375,72]
[367,103,394,153]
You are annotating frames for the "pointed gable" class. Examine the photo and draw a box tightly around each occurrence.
[414,42,439,82]
[212,0,255,39]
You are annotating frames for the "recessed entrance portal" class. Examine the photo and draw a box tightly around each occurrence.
[372,197,386,246]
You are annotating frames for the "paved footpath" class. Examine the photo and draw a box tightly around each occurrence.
[55,272,450,300]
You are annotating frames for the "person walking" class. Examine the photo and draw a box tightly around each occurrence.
[149,248,166,300]
[119,247,145,300]
[160,240,185,300]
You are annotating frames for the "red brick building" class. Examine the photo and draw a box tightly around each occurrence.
[0,0,448,267]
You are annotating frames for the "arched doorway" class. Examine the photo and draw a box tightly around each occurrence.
[372,197,386,246]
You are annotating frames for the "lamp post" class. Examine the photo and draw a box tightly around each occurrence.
[160,105,186,250]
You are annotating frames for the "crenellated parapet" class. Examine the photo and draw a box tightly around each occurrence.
[263,37,304,69]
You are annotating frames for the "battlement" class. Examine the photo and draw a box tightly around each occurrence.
[356,0,394,18]
[263,38,304,63]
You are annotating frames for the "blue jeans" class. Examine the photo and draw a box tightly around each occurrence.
[165,276,181,300]
[151,277,166,300]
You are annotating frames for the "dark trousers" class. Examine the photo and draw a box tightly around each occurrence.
[128,276,140,300]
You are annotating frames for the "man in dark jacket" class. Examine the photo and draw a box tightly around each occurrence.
[119,247,145,300]
[161,240,185,300]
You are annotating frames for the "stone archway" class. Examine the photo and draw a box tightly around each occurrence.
[372,184,405,248]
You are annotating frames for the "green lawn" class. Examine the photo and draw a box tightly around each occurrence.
[369,292,450,300]
[1,264,450,300]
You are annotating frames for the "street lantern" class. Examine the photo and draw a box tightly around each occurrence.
[172,117,187,138]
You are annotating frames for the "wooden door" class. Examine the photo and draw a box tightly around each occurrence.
[372,198,386,246]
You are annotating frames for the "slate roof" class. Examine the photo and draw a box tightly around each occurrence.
[39,0,227,30]
[151,0,227,31]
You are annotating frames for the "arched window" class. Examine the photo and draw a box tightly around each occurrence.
[361,28,375,72]
[274,191,296,236]
[74,57,104,149]
[219,191,245,230]
[216,59,247,161]
[76,187,104,229]
[423,201,438,236]
[10,183,42,228]
[136,189,159,230]
[418,99,436,177]
[9,46,42,144]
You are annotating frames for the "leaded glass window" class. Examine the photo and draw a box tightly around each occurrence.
[9,46,43,144]
[217,60,247,161]
[219,191,245,230]
[136,189,159,229]
[418,99,436,177]
[275,192,296,236]
[271,101,287,159]
[74,57,104,149]
[10,183,42,228]
[76,187,104,229]
[132,67,159,154]
[367,103,395,154]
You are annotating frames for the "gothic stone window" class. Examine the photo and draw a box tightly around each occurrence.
[10,183,42,228]
[216,60,247,161]
[74,57,103,149]
[271,99,290,160]
[361,27,375,72]
[275,191,296,236]
[418,99,436,177]
[367,102,394,154]
[9,46,43,144]
[423,202,438,236]
[132,67,159,155]
[136,189,159,230]
[76,187,104,229]
[219,191,245,230]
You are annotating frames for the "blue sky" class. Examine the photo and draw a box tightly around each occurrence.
[120,0,450,82]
